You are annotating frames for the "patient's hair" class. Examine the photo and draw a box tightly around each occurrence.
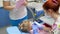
[43,0,59,12]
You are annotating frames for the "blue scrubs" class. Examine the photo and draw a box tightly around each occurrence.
[10,16,28,26]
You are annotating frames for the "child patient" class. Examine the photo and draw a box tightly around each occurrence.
[19,20,52,34]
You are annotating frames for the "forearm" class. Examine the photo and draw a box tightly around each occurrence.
[4,6,14,10]
[3,1,15,10]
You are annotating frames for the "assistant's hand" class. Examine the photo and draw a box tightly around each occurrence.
[23,0,28,6]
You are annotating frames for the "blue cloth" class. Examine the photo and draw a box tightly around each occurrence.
[10,16,28,26]
[32,24,38,34]
[0,7,10,27]
[35,10,44,18]
[6,26,29,34]
[7,26,21,34]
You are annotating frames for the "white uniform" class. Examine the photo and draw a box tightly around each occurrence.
[59,7,60,13]
[3,0,27,20]
[53,16,60,34]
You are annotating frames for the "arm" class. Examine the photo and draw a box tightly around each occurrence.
[3,1,15,10]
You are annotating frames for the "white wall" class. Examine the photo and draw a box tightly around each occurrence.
[28,0,35,1]
[0,0,3,7]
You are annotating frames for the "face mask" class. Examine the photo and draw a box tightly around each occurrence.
[45,13,52,18]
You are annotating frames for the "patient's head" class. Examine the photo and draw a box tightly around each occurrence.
[19,20,32,32]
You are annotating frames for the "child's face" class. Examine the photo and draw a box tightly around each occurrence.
[44,9,54,18]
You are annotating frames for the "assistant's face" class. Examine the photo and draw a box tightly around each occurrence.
[44,9,54,18]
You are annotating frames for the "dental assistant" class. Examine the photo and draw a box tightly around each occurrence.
[3,0,28,26]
